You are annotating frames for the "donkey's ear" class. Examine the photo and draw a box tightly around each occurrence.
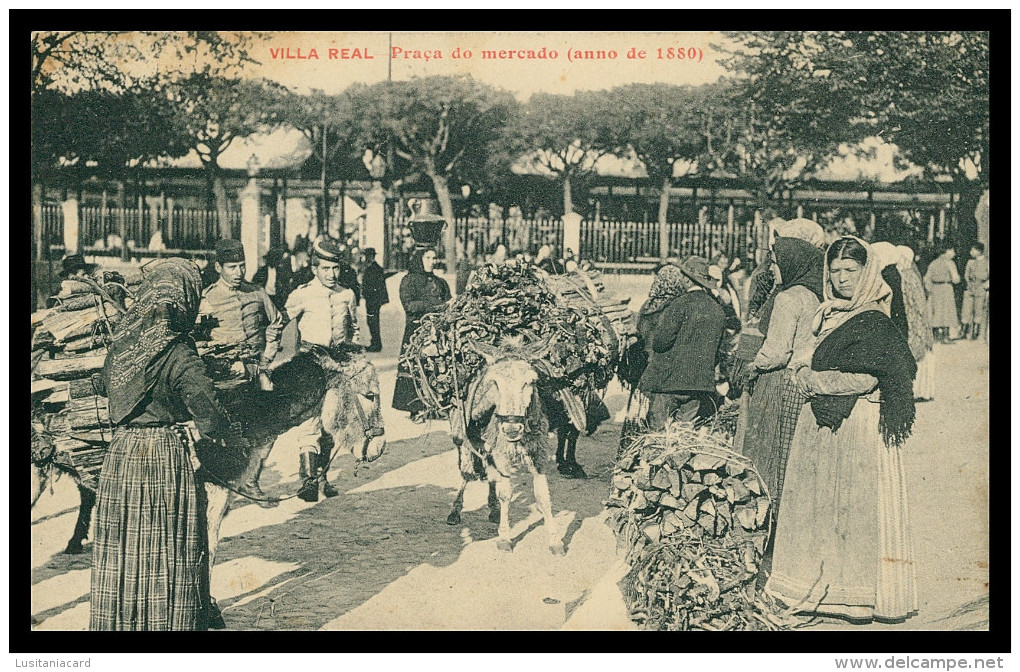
[465,338,499,366]
[524,339,552,361]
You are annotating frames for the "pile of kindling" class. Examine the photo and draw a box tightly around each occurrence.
[607,420,805,631]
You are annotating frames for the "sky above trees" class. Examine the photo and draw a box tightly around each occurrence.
[248,31,733,100]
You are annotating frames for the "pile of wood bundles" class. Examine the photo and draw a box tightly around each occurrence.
[606,420,805,631]
[31,278,127,489]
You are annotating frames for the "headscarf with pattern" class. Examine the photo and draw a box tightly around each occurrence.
[103,258,203,424]
[812,236,892,337]
[639,263,689,317]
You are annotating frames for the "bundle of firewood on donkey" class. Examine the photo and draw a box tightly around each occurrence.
[31,270,134,498]
[607,420,808,631]
[402,259,635,475]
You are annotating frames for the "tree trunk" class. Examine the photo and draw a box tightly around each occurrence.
[33,181,44,261]
[320,134,329,237]
[427,169,457,276]
[32,181,45,310]
[212,169,230,239]
[658,174,671,260]
[117,179,128,261]
[562,173,574,216]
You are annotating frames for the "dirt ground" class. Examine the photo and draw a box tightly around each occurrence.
[29,272,989,631]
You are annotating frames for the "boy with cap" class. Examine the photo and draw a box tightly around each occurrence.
[285,236,380,501]
[197,239,287,505]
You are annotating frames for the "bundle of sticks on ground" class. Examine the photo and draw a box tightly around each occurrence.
[607,420,803,631]
[403,260,634,414]
[31,273,133,490]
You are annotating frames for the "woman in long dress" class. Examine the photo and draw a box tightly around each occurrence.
[923,245,961,343]
[765,236,918,622]
[896,245,937,401]
[91,258,237,631]
[733,236,824,586]
[392,247,452,420]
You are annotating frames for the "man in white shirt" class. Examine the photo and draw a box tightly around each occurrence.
[284,237,363,501]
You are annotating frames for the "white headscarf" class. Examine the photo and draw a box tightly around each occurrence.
[774,218,827,250]
[812,236,892,337]
[895,245,916,271]
[870,241,900,269]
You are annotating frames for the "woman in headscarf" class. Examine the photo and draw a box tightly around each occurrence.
[895,245,937,401]
[729,219,825,436]
[924,243,961,343]
[636,262,688,358]
[733,236,824,588]
[765,237,918,622]
[392,247,452,420]
[91,258,236,631]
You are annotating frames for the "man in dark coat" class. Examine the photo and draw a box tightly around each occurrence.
[361,248,389,352]
[638,256,727,429]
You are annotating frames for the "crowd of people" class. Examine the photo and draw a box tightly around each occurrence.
[53,216,987,631]
[626,218,989,623]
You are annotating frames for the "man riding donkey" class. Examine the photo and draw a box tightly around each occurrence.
[196,239,286,507]
[285,236,385,502]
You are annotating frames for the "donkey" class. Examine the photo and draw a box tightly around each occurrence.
[31,349,385,567]
[195,348,387,574]
[445,338,565,556]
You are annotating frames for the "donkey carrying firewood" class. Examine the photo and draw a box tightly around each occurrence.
[445,338,566,556]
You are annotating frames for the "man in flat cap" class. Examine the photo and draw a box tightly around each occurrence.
[285,236,382,502]
[197,239,287,505]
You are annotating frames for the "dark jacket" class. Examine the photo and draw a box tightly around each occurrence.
[362,261,389,308]
[252,258,295,305]
[338,262,362,305]
[638,289,727,394]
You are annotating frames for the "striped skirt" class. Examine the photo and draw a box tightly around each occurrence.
[90,427,206,631]
[733,368,805,511]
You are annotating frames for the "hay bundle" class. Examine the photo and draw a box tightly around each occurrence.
[607,420,804,631]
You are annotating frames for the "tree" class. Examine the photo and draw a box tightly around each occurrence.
[608,83,725,258]
[717,30,990,225]
[509,91,628,217]
[360,75,517,273]
[716,31,870,208]
[164,73,285,237]
[274,86,371,234]
[853,31,989,186]
[32,31,264,94]
[30,30,267,271]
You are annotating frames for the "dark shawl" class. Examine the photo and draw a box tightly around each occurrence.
[758,237,825,337]
[103,258,203,424]
[881,265,909,342]
[810,310,917,447]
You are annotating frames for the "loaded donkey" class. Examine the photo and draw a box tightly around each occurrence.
[445,337,574,555]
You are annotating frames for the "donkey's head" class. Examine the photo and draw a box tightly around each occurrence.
[467,338,551,444]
